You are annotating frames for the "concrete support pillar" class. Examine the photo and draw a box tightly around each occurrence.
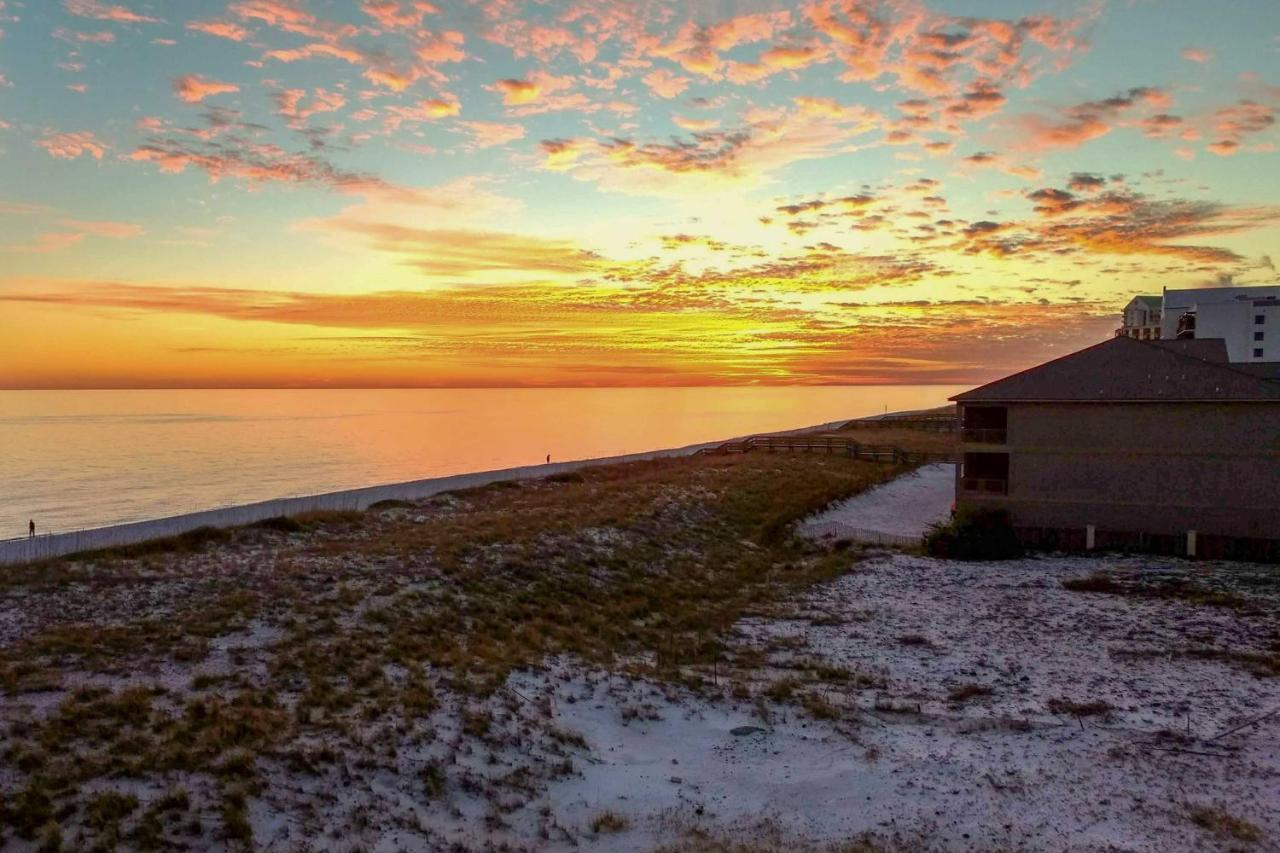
[1187,530,1197,558]
[1086,524,1096,550]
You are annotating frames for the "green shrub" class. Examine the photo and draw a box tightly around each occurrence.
[923,507,1023,560]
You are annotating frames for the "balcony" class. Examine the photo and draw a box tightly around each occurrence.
[960,477,1008,495]
[961,427,1007,444]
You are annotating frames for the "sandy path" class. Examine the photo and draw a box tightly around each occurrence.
[802,462,955,541]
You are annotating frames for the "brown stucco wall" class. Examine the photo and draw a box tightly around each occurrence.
[958,401,1280,540]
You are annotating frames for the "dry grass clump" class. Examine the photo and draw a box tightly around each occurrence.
[1187,803,1264,843]
[654,816,930,852]
[589,809,630,834]
[947,683,993,703]
[1063,572,1251,610]
[1046,697,1113,718]
[1110,645,1280,678]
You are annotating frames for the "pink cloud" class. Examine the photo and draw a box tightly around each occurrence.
[172,74,240,104]
[1181,47,1212,64]
[58,219,145,238]
[1011,87,1170,151]
[489,71,573,106]
[186,20,250,41]
[63,0,159,23]
[53,27,115,43]
[642,68,690,100]
[36,131,107,160]
[459,120,526,149]
[2,232,86,253]
[415,30,466,63]
[275,88,346,125]
[362,0,438,30]
[672,115,719,132]
[382,97,460,129]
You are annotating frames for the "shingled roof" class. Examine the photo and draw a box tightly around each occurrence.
[951,336,1280,403]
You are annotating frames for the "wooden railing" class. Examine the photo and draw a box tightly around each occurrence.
[696,434,955,465]
[960,477,1008,495]
[960,427,1007,444]
[840,414,957,432]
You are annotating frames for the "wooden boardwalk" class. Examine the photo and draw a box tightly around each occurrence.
[838,413,957,432]
[695,434,955,465]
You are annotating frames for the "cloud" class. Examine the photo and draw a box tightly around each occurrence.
[643,68,690,100]
[1011,86,1169,150]
[129,135,418,202]
[36,131,107,160]
[303,221,603,278]
[57,219,144,238]
[1207,100,1275,156]
[186,20,250,41]
[958,185,1279,265]
[63,0,159,23]
[172,74,240,104]
[382,97,460,130]
[2,232,86,253]
[275,88,346,126]
[489,71,573,106]
[53,27,115,43]
[459,120,525,149]
[672,115,719,132]
[1181,47,1211,63]
[540,99,881,196]
[361,0,438,30]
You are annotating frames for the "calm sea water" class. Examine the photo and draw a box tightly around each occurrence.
[0,386,963,536]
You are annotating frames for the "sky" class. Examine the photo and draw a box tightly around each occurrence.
[0,0,1277,389]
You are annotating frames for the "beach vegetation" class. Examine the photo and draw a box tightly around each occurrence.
[922,507,1023,561]
[0,452,905,845]
[1187,804,1264,843]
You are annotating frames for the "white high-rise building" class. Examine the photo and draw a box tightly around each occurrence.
[1158,285,1280,363]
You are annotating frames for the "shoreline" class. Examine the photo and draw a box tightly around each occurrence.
[0,417,851,566]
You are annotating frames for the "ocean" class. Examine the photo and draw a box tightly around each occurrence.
[0,386,963,536]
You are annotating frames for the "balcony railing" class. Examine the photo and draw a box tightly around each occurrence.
[960,477,1008,495]
[961,427,1007,444]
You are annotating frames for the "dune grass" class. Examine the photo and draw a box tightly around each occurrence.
[0,451,903,847]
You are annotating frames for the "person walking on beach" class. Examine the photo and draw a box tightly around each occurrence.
[28,519,35,539]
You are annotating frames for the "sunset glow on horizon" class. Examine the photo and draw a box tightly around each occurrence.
[1,0,1278,389]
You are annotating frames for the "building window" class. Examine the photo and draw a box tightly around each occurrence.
[1256,314,1266,324]
[961,452,1010,495]
[1254,348,1264,358]
[1256,331,1265,342]
[961,406,1008,444]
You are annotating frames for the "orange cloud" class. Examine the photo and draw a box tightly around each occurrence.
[1011,87,1169,151]
[57,219,144,238]
[63,0,159,24]
[186,20,250,41]
[459,120,525,149]
[275,88,346,125]
[129,135,414,202]
[489,71,573,106]
[2,232,86,253]
[361,0,438,30]
[1207,100,1275,156]
[642,68,690,100]
[172,74,240,104]
[36,131,107,160]
[959,185,1278,265]
[1181,47,1212,63]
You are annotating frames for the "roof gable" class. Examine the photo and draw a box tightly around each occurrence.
[951,336,1280,403]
